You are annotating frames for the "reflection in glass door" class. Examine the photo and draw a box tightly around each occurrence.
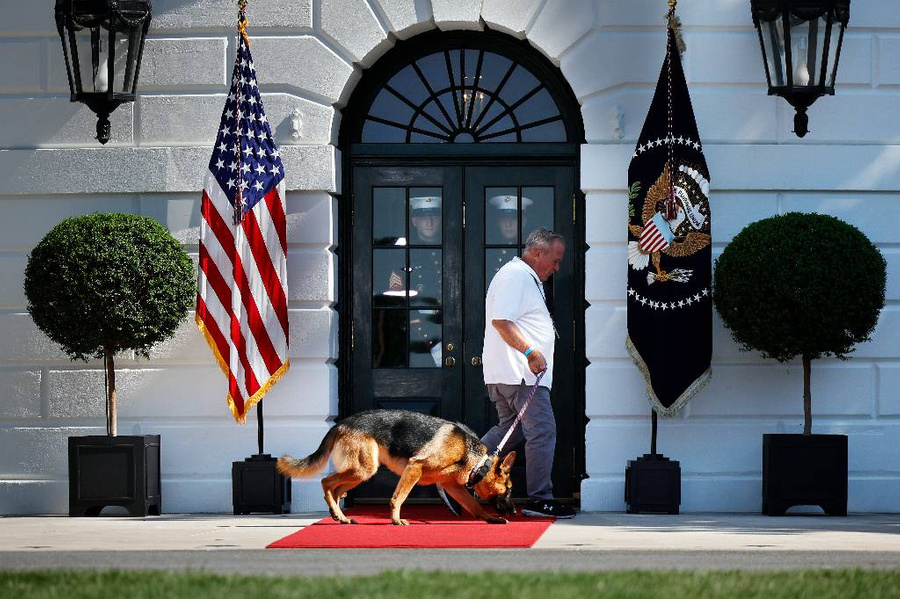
[350,167,463,499]
[371,187,444,370]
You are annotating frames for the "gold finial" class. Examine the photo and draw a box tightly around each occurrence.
[238,0,251,48]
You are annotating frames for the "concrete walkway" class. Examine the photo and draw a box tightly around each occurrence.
[1,511,899,575]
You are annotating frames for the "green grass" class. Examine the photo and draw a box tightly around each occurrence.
[2,570,899,599]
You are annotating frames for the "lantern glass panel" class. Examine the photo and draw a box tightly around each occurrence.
[760,18,787,87]
[70,26,135,95]
[826,21,844,88]
[788,15,828,87]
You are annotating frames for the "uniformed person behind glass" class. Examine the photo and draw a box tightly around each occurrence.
[488,194,533,282]
[408,195,442,367]
[409,194,441,244]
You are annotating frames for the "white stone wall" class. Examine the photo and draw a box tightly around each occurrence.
[1,0,898,514]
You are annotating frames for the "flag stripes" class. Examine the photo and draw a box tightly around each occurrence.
[197,30,289,423]
[639,224,668,253]
[639,213,675,254]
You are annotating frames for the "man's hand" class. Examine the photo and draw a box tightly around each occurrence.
[526,348,547,374]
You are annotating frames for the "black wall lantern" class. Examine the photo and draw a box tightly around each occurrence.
[750,0,850,137]
[55,0,152,144]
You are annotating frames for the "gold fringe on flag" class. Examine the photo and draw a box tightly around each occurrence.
[195,312,290,424]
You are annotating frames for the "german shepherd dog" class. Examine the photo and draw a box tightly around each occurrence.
[277,410,516,525]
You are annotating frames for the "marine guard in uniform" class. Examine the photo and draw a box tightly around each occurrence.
[408,195,443,367]
[488,193,532,283]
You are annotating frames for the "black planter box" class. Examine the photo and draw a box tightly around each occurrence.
[68,435,161,517]
[625,453,681,514]
[232,454,291,515]
[762,433,848,516]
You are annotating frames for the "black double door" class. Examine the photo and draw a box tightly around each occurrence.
[350,164,577,500]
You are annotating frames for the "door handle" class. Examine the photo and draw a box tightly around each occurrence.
[471,356,482,367]
[444,356,456,367]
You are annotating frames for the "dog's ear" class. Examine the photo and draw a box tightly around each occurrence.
[500,451,516,473]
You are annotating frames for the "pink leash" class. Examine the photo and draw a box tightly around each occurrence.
[493,370,545,456]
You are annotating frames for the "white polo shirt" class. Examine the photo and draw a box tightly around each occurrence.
[483,257,555,389]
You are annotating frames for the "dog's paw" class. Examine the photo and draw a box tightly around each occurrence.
[392,518,410,526]
[486,516,508,524]
[339,518,355,525]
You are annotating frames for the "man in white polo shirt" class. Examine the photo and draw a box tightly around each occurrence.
[481,228,576,519]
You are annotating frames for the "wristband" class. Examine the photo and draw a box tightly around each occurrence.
[523,346,534,357]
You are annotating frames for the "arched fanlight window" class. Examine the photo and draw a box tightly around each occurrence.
[361,47,568,143]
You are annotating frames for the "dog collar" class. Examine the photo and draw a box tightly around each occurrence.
[466,454,492,490]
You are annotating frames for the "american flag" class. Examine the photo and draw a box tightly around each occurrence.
[639,212,674,254]
[196,30,289,423]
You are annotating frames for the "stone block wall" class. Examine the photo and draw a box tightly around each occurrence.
[0,0,898,513]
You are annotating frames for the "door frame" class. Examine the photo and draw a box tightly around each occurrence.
[338,143,588,494]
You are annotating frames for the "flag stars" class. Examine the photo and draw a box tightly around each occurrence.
[627,287,710,310]
[210,44,284,212]
[633,136,702,156]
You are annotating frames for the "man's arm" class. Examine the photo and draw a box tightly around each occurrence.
[492,319,547,374]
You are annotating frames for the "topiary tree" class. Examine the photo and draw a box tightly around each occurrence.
[713,212,886,435]
[24,213,195,436]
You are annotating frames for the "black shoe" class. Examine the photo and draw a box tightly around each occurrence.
[521,499,576,519]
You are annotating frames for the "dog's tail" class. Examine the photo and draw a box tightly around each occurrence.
[277,424,341,478]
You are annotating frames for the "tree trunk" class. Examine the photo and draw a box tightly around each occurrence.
[802,354,812,436]
[106,350,117,437]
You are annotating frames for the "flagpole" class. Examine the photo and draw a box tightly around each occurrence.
[650,410,658,456]
[257,399,265,456]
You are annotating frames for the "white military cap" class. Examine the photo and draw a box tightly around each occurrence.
[488,194,533,211]
[410,195,441,214]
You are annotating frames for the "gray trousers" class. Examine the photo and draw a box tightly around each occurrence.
[481,382,555,501]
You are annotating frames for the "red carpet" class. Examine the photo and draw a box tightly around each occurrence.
[267,505,554,549]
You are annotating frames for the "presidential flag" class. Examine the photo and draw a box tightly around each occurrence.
[196,19,289,423]
[626,24,711,416]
